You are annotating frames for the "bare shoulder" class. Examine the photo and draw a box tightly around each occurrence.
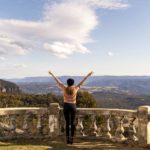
[59,83,66,89]
[74,85,80,90]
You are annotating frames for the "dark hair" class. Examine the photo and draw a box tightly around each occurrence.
[66,78,75,95]
[67,78,74,86]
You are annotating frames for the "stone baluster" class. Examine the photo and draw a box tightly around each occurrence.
[127,117,138,141]
[89,115,99,137]
[9,115,17,135]
[23,114,31,135]
[102,114,112,139]
[138,106,150,146]
[37,114,43,135]
[59,111,65,136]
[76,115,86,137]
[49,103,60,137]
[115,116,126,141]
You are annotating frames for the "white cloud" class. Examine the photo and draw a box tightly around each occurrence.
[107,51,120,56]
[107,51,114,56]
[44,42,89,58]
[0,56,6,60]
[65,0,129,9]
[0,0,129,58]
[0,63,28,78]
[13,64,27,68]
[0,33,27,56]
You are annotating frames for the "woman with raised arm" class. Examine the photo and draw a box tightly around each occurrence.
[48,71,94,144]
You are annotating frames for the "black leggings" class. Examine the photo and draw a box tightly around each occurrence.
[63,103,76,137]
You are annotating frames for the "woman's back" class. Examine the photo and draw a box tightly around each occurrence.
[62,86,79,103]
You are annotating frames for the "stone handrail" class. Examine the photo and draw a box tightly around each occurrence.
[0,103,149,146]
[0,107,48,115]
[77,108,136,116]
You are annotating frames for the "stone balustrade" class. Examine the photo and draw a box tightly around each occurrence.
[59,107,138,141]
[0,103,150,146]
[0,107,48,139]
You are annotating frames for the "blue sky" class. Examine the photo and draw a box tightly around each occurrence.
[0,0,150,78]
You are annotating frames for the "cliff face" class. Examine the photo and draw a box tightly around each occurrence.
[0,79,20,93]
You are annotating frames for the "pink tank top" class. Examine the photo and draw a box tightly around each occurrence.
[59,84,79,104]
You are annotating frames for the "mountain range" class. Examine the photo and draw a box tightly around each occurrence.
[6,76,150,95]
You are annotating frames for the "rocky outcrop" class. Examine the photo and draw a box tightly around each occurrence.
[0,79,20,93]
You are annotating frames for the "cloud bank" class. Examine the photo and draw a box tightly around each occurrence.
[0,0,128,58]
[13,64,27,68]
[0,56,6,60]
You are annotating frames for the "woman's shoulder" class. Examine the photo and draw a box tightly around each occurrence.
[66,85,79,91]
[74,85,80,90]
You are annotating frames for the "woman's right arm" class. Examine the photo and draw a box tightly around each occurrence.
[77,71,94,87]
[48,70,64,88]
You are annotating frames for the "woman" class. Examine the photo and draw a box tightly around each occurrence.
[48,70,93,144]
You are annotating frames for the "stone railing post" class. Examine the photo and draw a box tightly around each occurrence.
[138,106,150,146]
[115,116,126,142]
[9,115,17,135]
[76,115,86,137]
[23,113,32,135]
[49,103,60,137]
[128,117,138,142]
[89,115,99,137]
[103,114,112,139]
[37,114,43,135]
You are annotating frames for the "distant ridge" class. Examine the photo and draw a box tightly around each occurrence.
[6,76,150,95]
[7,75,150,83]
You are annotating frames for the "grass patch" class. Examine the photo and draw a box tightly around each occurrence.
[0,137,149,150]
[0,145,50,150]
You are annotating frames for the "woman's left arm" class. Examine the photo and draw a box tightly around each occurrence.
[77,71,94,87]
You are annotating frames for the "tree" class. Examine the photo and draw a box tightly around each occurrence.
[76,91,97,108]
[0,93,23,107]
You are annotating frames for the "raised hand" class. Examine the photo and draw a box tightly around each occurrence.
[48,70,53,75]
[88,71,94,76]
[77,71,94,87]
[48,70,64,87]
